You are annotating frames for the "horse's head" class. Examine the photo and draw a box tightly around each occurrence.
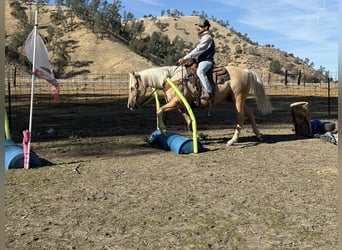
[127,71,146,110]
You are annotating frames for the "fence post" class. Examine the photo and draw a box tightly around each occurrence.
[328,77,331,116]
[297,70,301,85]
[285,70,288,86]
[6,68,12,132]
[13,67,17,87]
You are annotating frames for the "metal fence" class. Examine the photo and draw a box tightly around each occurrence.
[5,70,129,104]
[4,69,338,141]
[5,69,338,99]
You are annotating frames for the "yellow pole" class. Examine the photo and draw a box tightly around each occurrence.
[5,109,11,140]
[165,77,198,153]
[153,88,160,130]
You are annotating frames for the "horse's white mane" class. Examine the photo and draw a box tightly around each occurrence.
[136,66,181,89]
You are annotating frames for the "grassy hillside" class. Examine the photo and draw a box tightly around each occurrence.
[5,0,320,79]
[140,15,318,78]
[5,0,154,74]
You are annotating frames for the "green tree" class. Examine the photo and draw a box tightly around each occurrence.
[93,11,108,39]
[130,38,148,56]
[53,40,70,77]
[269,60,282,74]
[122,20,145,43]
[88,0,101,29]
[6,1,32,65]
[9,1,29,24]
[164,36,187,65]
[235,45,242,54]
[123,11,134,22]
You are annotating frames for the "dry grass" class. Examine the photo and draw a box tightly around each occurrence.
[5,0,322,78]
[5,97,338,249]
[5,3,338,249]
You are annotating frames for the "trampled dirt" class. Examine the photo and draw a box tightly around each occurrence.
[5,96,337,249]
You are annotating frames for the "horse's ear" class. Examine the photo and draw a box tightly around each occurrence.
[134,73,141,79]
[129,71,139,77]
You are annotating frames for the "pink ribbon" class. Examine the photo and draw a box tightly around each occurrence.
[23,130,29,169]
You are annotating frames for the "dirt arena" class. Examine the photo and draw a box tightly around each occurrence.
[5,95,338,249]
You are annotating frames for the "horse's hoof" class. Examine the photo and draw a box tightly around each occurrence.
[226,139,235,146]
[161,129,168,136]
[257,133,264,141]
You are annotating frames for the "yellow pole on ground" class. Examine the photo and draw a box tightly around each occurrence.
[165,77,198,153]
[5,109,11,140]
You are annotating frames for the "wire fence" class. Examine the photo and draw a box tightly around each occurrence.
[5,69,338,102]
[5,69,338,141]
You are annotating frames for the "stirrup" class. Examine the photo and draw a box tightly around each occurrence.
[201,92,211,100]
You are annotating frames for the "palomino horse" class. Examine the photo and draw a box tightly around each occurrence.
[127,65,272,146]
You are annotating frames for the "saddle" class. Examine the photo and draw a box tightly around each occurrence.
[185,60,230,105]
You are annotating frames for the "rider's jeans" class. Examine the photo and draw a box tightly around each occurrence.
[197,60,213,95]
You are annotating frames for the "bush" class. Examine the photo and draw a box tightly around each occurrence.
[269,60,282,74]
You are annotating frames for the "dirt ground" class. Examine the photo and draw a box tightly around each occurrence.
[5,96,338,249]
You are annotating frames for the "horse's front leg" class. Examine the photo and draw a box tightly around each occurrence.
[156,111,167,134]
[156,98,181,135]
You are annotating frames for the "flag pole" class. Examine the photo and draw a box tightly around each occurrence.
[25,10,38,169]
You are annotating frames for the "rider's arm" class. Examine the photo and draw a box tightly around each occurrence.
[184,35,212,60]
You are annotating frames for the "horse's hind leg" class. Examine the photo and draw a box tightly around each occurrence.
[180,110,192,131]
[227,98,244,146]
[227,124,242,146]
[244,104,263,141]
[156,111,167,134]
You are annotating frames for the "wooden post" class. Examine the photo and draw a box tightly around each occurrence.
[290,101,312,137]
[285,70,288,86]
[327,77,331,116]
[297,70,301,85]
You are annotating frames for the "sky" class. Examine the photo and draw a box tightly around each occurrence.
[119,0,338,78]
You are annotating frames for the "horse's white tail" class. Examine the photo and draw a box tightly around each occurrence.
[245,69,273,114]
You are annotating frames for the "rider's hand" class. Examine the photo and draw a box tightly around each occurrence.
[178,57,185,64]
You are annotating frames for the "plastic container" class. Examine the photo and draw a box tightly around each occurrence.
[149,130,203,154]
[5,140,41,170]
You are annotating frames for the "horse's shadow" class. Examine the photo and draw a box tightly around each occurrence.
[200,133,312,149]
[260,134,312,144]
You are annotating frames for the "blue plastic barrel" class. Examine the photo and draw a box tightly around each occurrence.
[148,130,203,154]
[5,139,41,170]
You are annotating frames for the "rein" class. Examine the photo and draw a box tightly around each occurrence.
[163,63,198,101]
[164,64,188,87]
[135,64,190,107]
[137,88,159,107]
[169,64,180,78]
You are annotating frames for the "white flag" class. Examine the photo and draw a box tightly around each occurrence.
[25,28,60,100]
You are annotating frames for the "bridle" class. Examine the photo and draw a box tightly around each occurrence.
[129,64,192,107]
[130,74,159,107]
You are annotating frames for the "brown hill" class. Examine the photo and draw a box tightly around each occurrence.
[140,16,316,77]
[5,1,153,74]
[5,1,317,78]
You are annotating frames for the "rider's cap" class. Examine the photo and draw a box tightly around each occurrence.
[196,18,210,28]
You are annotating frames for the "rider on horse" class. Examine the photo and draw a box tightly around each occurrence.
[178,18,216,100]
